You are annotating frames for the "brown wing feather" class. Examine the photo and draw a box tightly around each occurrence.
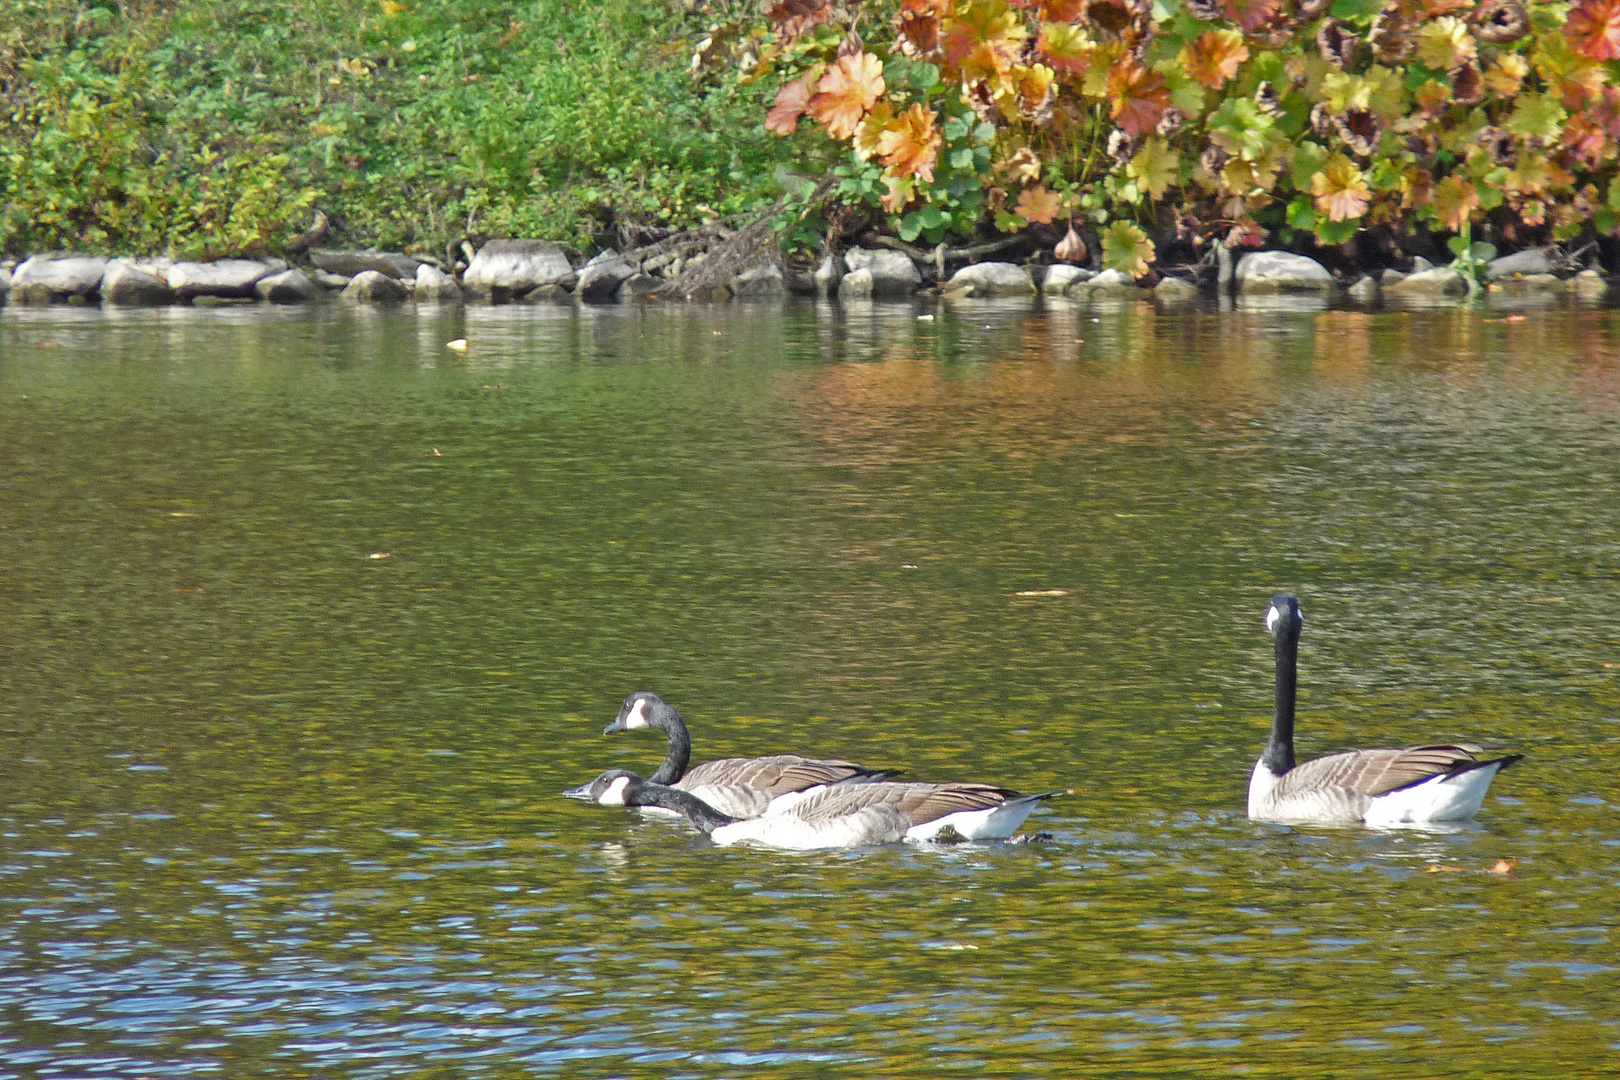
[683,755,876,799]
[784,781,1022,826]
[1281,744,1485,800]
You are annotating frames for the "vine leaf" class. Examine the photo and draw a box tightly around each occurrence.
[877,104,944,182]
[1310,154,1370,221]
[1431,175,1480,231]
[1565,0,1620,62]
[809,52,886,140]
[1016,185,1063,224]
[1223,0,1286,34]
[941,1,1029,85]
[1127,137,1181,200]
[1107,58,1169,137]
[766,64,825,136]
[1101,220,1155,279]
[1036,21,1096,77]
[1179,30,1249,90]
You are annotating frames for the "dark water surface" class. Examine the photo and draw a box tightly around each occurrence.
[1,300,1617,1077]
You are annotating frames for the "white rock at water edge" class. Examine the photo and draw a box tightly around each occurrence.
[256,268,321,304]
[1234,251,1333,292]
[1383,267,1467,298]
[310,248,420,280]
[838,267,875,301]
[1154,276,1200,302]
[414,263,461,301]
[813,254,845,297]
[843,248,920,297]
[463,239,576,296]
[11,253,108,302]
[948,262,1033,297]
[102,260,174,306]
[734,263,786,299]
[342,270,409,302]
[1069,268,1142,296]
[166,259,274,300]
[1487,247,1554,279]
[575,252,637,302]
[1041,265,1090,294]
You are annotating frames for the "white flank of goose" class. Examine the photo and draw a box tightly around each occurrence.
[564,770,1059,851]
[601,691,896,819]
[1249,594,1523,826]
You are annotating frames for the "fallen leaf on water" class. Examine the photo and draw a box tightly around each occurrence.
[1488,858,1517,875]
[900,564,918,569]
[1505,314,1527,322]
[368,553,392,560]
[432,448,443,457]
[35,342,60,349]
[446,338,469,353]
[173,587,205,593]
[1015,589,1069,596]
[1528,597,1565,602]
[169,512,199,517]
[1427,864,1467,873]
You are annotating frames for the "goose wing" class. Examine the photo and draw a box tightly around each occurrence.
[682,755,885,800]
[1279,744,1489,800]
[782,781,1024,827]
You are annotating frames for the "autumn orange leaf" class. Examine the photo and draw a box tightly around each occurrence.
[876,103,944,182]
[1311,154,1370,221]
[853,100,895,161]
[1107,58,1170,137]
[1036,21,1095,78]
[1566,0,1620,61]
[941,0,1029,84]
[1179,30,1249,90]
[766,63,825,136]
[1487,858,1517,875]
[809,52,885,140]
[881,174,917,213]
[1016,185,1062,224]
[1431,174,1480,230]
[896,0,950,55]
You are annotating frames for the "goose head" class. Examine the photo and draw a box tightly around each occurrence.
[563,769,642,806]
[1266,594,1302,639]
[603,691,673,735]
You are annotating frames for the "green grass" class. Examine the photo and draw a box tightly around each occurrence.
[0,0,794,258]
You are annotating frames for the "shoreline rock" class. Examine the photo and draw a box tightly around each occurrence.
[256,268,320,304]
[103,260,174,306]
[948,262,1033,297]
[1234,251,1333,293]
[310,248,420,280]
[342,270,409,303]
[12,253,108,304]
[166,259,275,301]
[843,248,920,298]
[463,239,576,299]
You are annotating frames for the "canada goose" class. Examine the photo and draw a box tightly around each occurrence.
[1250,594,1522,825]
[564,769,1058,850]
[602,691,895,819]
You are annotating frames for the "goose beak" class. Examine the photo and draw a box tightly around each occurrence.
[601,718,624,735]
[562,782,595,801]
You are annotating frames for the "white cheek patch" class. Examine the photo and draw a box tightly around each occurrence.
[1266,606,1280,632]
[601,776,631,806]
[624,699,649,730]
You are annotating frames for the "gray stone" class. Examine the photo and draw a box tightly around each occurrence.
[843,248,920,297]
[463,239,575,297]
[341,269,409,303]
[1488,247,1554,279]
[414,263,461,302]
[838,267,875,300]
[814,254,845,297]
[165,259,273,300]
[1216,244,1233,288]
[1347,275,1380,304]
[1410,255,1436,273]
[519,283,573,302]
[0,265,10,298]
[11,253,108,303]
[1380,268,1408,286]
[1154,276,1200,302]
[1570,268,1610,299]
[622,273,661,300]
[1042,265,1089,294]
[1384,267,1468,298]
[734,262,786,299]
[190,295,257,307]
[1069,268,1145,296]
[1498,272,1563,292]
[310,248,419,280]
[948,261,1033,297]
[575,252,637,302]
[255,268,321,304]
[1235,251,1333,293]
[312,269,352,289]
[102,260,174,306]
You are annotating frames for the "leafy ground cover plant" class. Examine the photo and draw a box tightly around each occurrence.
[745,0,1620,276]
[0,0,794,257]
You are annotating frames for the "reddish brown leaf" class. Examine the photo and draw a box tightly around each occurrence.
[1224,0,1286,33]
[1037,21,1096,76]
[1566,0,1620,61]
[1016,185,1063,224]
[941,1,1029,83]
[808,52,885,140]
[1107,58,1169,137]
[897,0,950,54]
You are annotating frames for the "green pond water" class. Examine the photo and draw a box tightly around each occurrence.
[0,299,1617,1078]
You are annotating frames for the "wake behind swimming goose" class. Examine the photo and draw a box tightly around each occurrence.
[602,691,895,820]
[564,769,1059,851]
[1249,595,1522,826]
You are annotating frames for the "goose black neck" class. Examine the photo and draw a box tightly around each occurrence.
[646,707,691,785]
[627,779,735,833]
[1264,616,1300,775]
